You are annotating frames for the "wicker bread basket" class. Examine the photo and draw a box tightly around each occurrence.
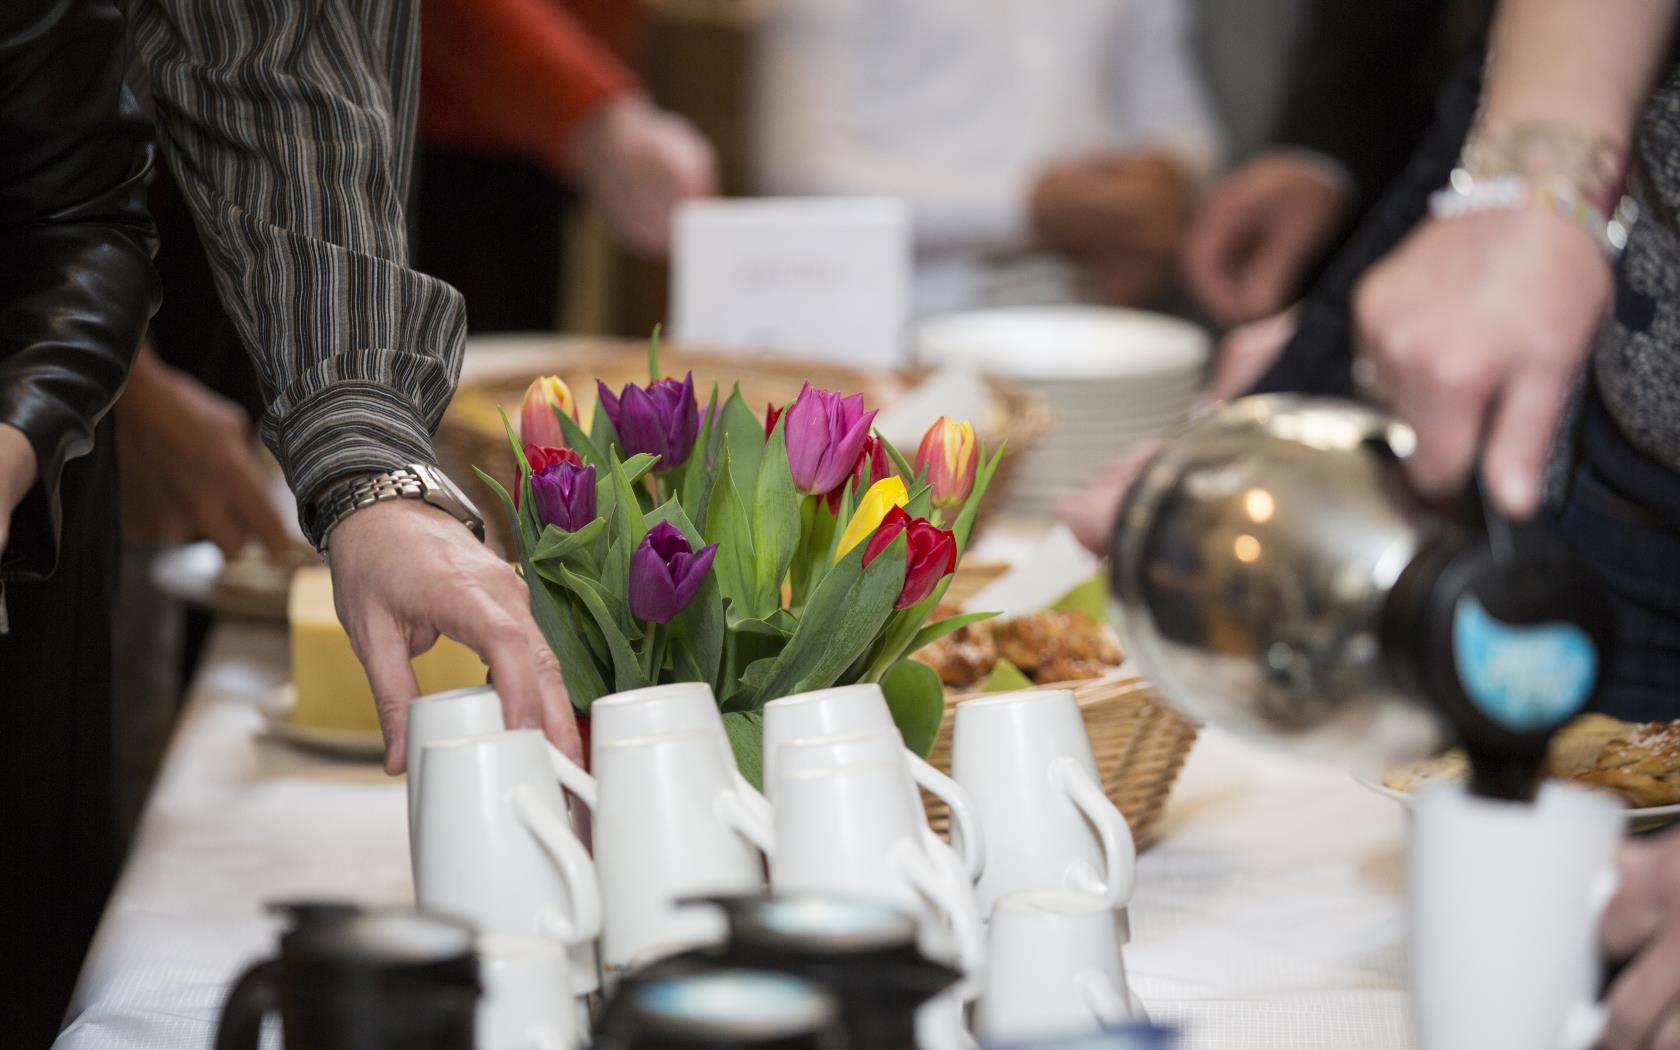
[436,337,1053,554]
[923,676,1198,852]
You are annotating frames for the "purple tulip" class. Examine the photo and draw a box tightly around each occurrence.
[530,460,597,532]
[598,372,700,471]
[783,383,879,496]
[629,521,719,624]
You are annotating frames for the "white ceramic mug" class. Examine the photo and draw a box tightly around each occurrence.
[769,734,986,983]
[1410,782,1623,1050]
[762,684,986,880]
[592,728,774,985]
[407,687,597,857]
[975,890,1141,1042]
[589,682,771,822]
[415,730,603,995]
[476,936,579,1050]
[953,689,1136,915]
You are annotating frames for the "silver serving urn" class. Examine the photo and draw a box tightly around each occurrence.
[1111,395,1613,798]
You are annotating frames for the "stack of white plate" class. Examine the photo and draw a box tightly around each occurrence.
[914,306,1211,516]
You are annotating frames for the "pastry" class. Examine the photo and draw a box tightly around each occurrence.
[1574,722,1680,808]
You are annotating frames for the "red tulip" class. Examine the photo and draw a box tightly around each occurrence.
[515,445,582,509]
[765,402,784,439]
[861,506,957,610]
[520,375,577,449]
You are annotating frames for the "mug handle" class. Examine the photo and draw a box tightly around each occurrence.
[715,787,776,856]
[1052,756,1137,908]
[892,837,986,991]
[512,785,604,943]
[1557,865,1623,1050]
[1075,969,1133,1026]
[214,958,281,1050]
[732,772,775,828]
[905,751,986,882]
[545,743,598,810]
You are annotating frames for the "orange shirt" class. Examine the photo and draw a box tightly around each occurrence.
[419,0,641,175]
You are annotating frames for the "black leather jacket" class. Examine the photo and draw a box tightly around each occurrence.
[0,0,159,581]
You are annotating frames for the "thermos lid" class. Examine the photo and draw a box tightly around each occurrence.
[621,969,842,1047]
[727,895,919,955]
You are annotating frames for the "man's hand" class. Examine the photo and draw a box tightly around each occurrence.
[1031,150,1195,306]
[1353,207,1611,517]
[570,94,717,257]
[0,422,39,562]
[117,346,292,558]
[1600,829,1680,1050]
[326,499,579,775]
[1201,307,1300,410]
[1183,152,1353,324]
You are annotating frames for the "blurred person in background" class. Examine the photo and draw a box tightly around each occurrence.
[1184,0,1478,326]
[417,0,717,331]
[750,0,1222,318]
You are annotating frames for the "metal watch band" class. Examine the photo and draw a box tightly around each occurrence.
[308,464,485,554]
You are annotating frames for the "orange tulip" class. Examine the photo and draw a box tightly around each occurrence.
[915,417,979,508]
[520,375,577,448]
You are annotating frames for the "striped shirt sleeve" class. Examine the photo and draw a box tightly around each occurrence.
[125,0,466,541]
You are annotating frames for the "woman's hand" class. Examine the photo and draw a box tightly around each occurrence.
[0,422,39,563]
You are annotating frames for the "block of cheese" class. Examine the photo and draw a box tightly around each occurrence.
[288,566,487,732]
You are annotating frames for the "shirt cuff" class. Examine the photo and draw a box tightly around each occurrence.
[262,353,459,545]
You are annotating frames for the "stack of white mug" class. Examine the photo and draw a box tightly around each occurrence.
[407,680,1144,1050]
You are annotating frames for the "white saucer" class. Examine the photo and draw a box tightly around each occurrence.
[1353,769,1680,832]
[261,686,386,761]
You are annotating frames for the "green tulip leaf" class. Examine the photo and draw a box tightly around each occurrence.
[497,409,547,542]
[906,610,1000,654]
[752,417,801,612]
[727,606,799,639]
[877,431,917,482]
[705,449,760,618]
[904,480,934,521]
[880,658,946,757]
[529,518,607,565]
[589,396,621,463]
[472,467,537,555]
[740,533,906,705]
[555,409,608,471]
[722,710,766,790]
[605,450,650,554]
[475,466,609,709]
[952,443,1006,556]
[983,658,1034,693]
[647,323,663,382]
[719,385,765,500]
[679,383,722,524]
[554,566,649,692]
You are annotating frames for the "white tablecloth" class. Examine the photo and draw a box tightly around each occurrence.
[55,622,1412,1050]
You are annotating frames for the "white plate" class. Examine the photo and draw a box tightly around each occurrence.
[261,686,386,762]
[1352,769,1680,831]
[915,306,1210,379]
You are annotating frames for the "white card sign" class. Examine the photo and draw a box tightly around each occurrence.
[671,197,911,369]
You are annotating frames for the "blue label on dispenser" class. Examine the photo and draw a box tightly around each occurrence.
[1452,595,1597,731]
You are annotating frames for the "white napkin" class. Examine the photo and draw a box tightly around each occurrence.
[873,365,996,452]
[964,525,1100,619]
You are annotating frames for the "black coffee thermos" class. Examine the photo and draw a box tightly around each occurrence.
[597,968,847,1050]
[214,902,480,1050]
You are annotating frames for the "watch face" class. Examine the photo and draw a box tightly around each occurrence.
[413,464,484,524]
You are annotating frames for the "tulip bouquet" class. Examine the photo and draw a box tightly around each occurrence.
[476,336,1002,784]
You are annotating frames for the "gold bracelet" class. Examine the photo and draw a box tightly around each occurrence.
[1460,122,1626,210]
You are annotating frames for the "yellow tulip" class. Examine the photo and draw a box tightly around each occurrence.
[835,476,909,561]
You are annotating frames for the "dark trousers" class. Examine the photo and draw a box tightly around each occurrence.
[1557,464,1680,722]
[0,425,119,1047]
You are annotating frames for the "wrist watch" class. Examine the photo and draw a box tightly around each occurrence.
[306,463,485,555]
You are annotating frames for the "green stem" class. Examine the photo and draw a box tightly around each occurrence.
[640,621,661,680]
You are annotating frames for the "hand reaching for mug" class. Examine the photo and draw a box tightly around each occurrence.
[570,94,718,257]
[326,499,580,775]
[1353,206,1611,518]
[1599,828,1680,1050]
[1183,152,1353,324]
[116,344,292,558]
